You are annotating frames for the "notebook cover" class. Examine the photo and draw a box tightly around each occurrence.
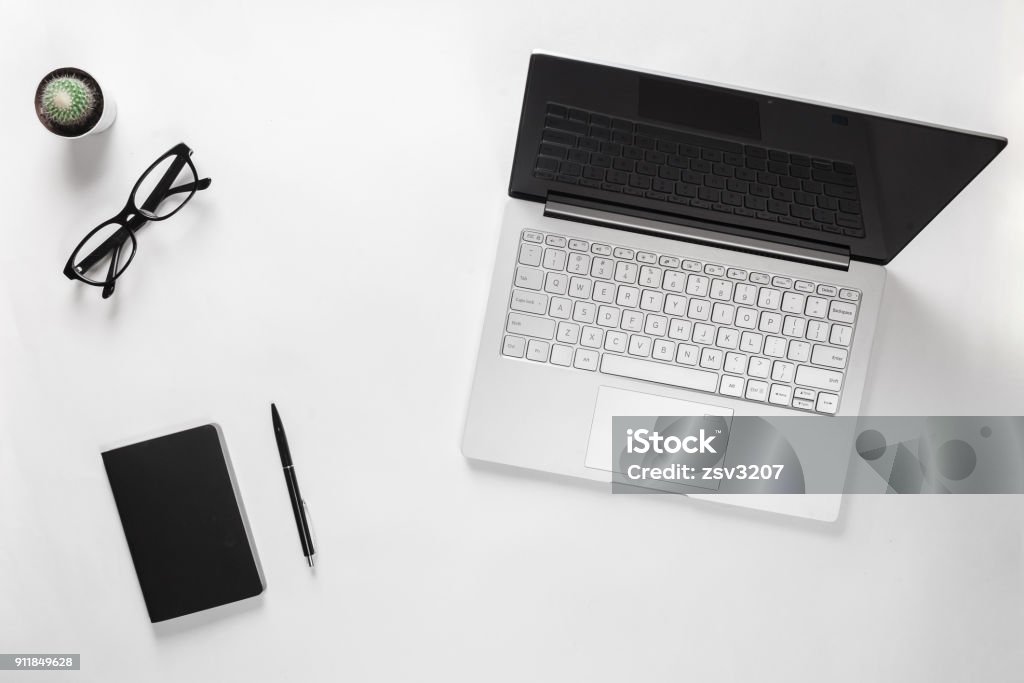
[102,424,264,623]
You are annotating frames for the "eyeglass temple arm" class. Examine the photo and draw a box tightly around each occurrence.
[64,176,211,279]
[101,241,122,299]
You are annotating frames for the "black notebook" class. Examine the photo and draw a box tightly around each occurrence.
[102,424,264,623]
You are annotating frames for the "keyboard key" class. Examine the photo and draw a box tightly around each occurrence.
[795,365,843,392]
[759,312,782,334]
[664,294,687,316]
[663,317,690,340]
[593,282,615,303]
[652,338,675,361]
[604,330,627,352]
[519,243,542,266]
[782,316,806,338]
[781,291,805,314]
[507,313,555,339]
[573,348,599,371]
[748,356,770,378]
[764,336,787,358]
[621,311,644,332]
[601,354,719,393]
[839,288,860,301]
[549,297,572,319]
[700,347,723,370]
[806,320,829,342]
[573,301,597,324]
[715,326,738,348]
[724,352,746,374]
[745,380,769,402]
[828,300,858,324]
[544,272,568,295]
[770,359,795,382]
[815,392,839,414]
[794,280,815,293]
[711,303,735,326]
[591,243,611,256]
[811,344,849,369]
[567,252,591,275]
[628,335,653,357]
[692,323,715,345]
[543,248,567,271]
[515,266,543,290]
[640,290,664,312]
[720,375,744,397]
[556,321,581,344]
[638,265,662,287]
[733,283,757,305]
[769,384,793,406]
[644,314,667,336]
[772,276,793,289]
[510,289,548,315]
[805,296,828,318]
[686,275,710,297]
[735,308,758,330]
[502,335,526,358]
[526,339,550,362]
[663,271,686,292]
[617,286,640,308]
[536,156,560,172]
[710,279,733,300]
[676,344,699,365]
[659,255,681,269]
[591,257,614,279]
[829,324,852,347]
[757,288,782,309]
[688,299,711,321]
[567,278,592,299]
[636,252,658,265]
[749,272,770,284]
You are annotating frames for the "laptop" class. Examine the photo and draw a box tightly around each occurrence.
[463,52,1006,520]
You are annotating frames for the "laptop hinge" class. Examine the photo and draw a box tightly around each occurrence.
[544,199,851,270]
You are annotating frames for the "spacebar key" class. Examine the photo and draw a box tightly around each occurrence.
[600,354,719,393]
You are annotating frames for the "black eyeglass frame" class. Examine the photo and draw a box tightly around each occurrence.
[63,142,211,298]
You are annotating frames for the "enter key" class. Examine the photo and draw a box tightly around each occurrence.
[811,344,848,369]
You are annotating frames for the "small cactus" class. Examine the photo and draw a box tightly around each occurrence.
[41,75,96,127]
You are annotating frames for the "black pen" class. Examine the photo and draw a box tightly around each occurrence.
[271,403,316,567]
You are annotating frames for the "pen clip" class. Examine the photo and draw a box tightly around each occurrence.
[302,498,317,558]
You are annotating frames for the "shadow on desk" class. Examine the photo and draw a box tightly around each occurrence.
[464,456,850,538]
[152,593,265,638]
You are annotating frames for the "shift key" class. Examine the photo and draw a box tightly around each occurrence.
[507,312,556,339]
[795,365,843,391]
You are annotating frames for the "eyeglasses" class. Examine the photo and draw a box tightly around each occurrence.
[63,142,211,299]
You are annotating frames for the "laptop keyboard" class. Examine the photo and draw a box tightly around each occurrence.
[502,230,862,414]
[534,103,864,239]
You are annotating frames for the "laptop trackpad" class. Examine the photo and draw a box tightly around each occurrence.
[584,386,734,491]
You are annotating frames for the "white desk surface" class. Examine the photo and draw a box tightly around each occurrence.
[2,1,1022,681]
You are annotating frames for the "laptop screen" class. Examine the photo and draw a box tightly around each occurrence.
[509,54,1006,265]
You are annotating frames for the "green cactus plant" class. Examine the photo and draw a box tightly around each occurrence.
[40,75,96,127]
